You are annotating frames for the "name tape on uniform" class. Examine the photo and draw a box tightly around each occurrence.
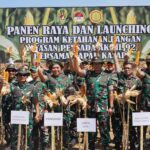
[11,110,29,125]
[77,118,96,132]
[44,113,63,126]
[132,112,150,126]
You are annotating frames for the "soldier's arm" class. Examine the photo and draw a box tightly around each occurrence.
[38,65,48,82]
[73,55,86,77]
[33,97,40,122]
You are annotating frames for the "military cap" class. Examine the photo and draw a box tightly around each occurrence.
[105,59,114,64]
[90,57,104,64]
[6,64,17,71]
[16,67,30,76]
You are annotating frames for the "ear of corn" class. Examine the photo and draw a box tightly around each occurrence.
[134,51,140,65]
[73,41,79,56]
[126,9,137,24]
[24,10,34,25]
[113,34,117,47]
[3,70,9,82]
[126,48,133,57]
[36,52,41,63]
[109,7,118,24]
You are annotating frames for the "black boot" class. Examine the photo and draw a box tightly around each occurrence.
[102,145,109,150]
[88,143,95,150]
[115,143,121,150]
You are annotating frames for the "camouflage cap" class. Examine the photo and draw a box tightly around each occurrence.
[16,67,30,76]
[6,64,17,71]
[105,59,115,64]
[90,57,104,64]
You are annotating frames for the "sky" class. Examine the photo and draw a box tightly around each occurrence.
[0,0,150,8]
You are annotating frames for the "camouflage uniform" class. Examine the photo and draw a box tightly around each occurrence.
[84,70,102,150]
[140,69,150,111]
[46,73,72,148]
[140,69,150,141]
[2,64,17,145]
[30,79,49,150]
[112,72,142,150]
[10,68,37,150]
[94,71,114,149]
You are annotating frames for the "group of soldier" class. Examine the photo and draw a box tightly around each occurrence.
[0,45,150,150]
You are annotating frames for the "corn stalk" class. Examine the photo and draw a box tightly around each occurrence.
[51,108,55,150]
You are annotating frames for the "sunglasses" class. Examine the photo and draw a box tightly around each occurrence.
[7,69,16,72]
[124,67,132,70]
[18,74,28,77]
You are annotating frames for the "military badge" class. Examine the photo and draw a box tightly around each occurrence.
[89,10,103,24]
[73,10,85,24]
[57,8,68,24]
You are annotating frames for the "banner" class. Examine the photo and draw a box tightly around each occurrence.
[0,7,150,62]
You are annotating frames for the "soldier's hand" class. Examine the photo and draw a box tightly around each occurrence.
[107,108,114,116]
[35,114,41,123]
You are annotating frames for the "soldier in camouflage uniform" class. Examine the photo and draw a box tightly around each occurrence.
[38,61,73,149]
[29,66,49,150]
[2,64,17,145]
[73,56,114,150]
[9,67,40,150]
[112,62,142,150]
[137,53,150,144]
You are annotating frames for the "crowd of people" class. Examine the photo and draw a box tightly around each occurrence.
[0,45,150,150]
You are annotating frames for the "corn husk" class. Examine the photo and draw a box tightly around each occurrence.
[125,90,141,97]
[0,82,10,95]
[22,96,30,105]
[30,43,37,53]
[126,48,133,57]
[73,41,78,56]
[43,94,58,108]
[80,83,86,97]
[67,92,87,110]
[21,47,27,63]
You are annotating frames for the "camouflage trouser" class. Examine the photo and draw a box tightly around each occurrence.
[88,110,110,149]
[11,115,34,150]
[32,119,49,150]
[112,110,140,149]
[2,97,12,145]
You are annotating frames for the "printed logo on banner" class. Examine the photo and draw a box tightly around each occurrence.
[57,8,68,24]
[89,10,103,24]
[73,10,85,24]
